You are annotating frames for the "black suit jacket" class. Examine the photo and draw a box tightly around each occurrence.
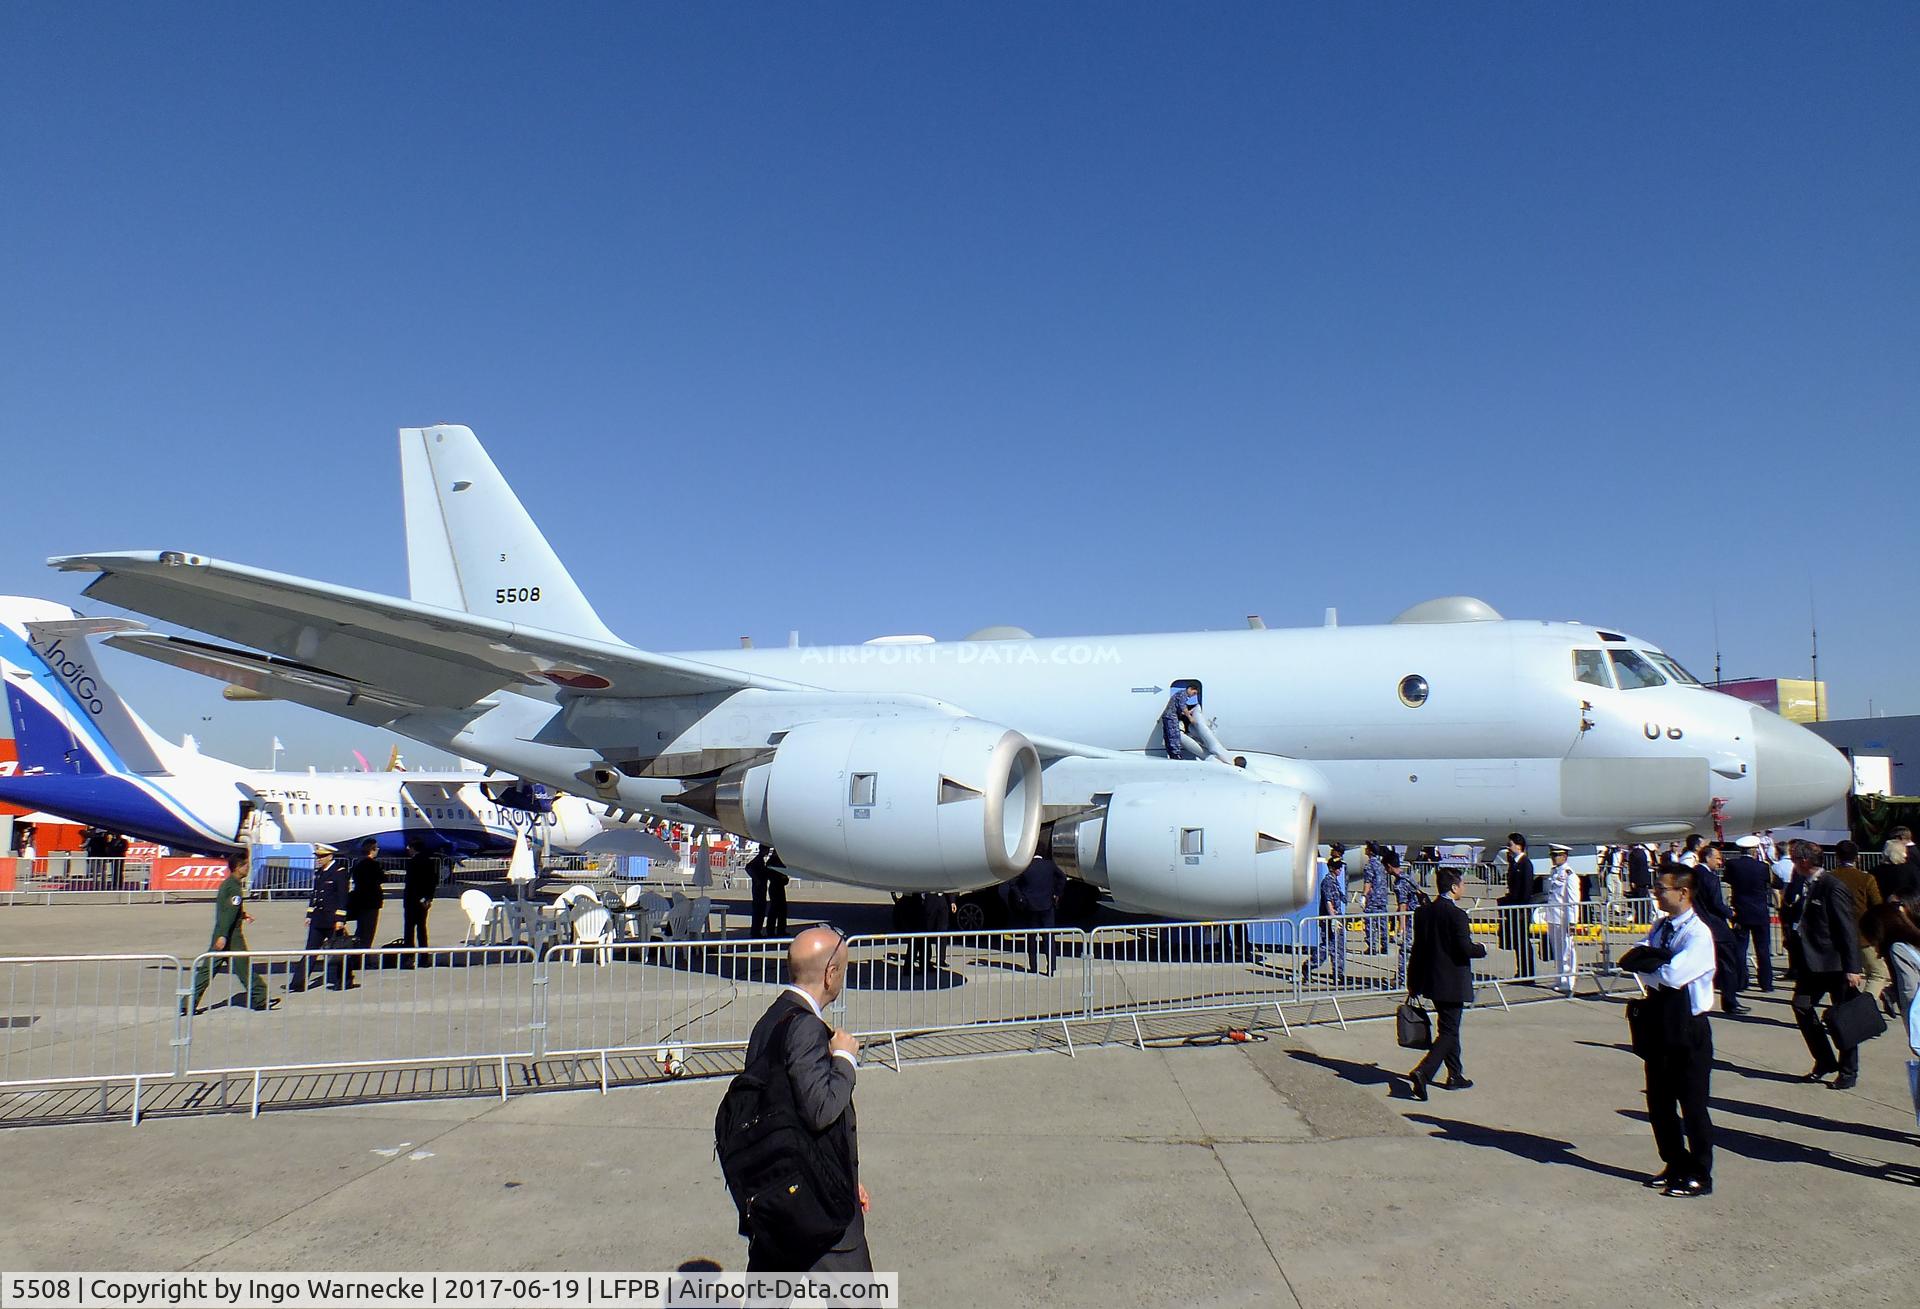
[1691,863,1734,942]
[745,990,859,1192]
[347,858,385,913]
[1502,853,1536,905]
[1796,876,1863,975]
[1408,897,1485,1006]
[1627,846,1653,896]
[1722,855,1773,925]
[1876,862,1920,902]
[403,853,438,904]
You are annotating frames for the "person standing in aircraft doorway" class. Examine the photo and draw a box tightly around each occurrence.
[1161,685,1200,759]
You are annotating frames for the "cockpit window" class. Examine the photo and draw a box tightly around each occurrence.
[1644,652,1702,686]
[1572,649,1614,688]
[1609,649,1667,690]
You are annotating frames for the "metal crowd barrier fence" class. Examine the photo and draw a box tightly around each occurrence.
[0,955,185,1108]
[1289,912,1411,1026]
[541,938,788,1077]
[842,929,1092,1062]
[1085,920,1300,1042]
[2,898,1682,1123]
[181,947,539,1091]
[0,856,175,904]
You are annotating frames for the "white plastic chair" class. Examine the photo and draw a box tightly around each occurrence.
[459,889,497,944]
[570,903,614,965]
[666,892,713,940]
[555,884,597,909]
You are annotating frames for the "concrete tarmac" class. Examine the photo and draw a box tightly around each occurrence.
[2,980,1915,1308]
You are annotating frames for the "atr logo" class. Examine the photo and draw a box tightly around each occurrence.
[151,858,228,889]
[33,637,105,716]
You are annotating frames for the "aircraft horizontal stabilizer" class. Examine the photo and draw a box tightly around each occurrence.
[53,551,812,709]
[107,633,417,727]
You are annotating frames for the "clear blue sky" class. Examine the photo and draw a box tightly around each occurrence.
[3,3,1916,767]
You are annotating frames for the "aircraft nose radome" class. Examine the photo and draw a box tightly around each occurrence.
[1749,708,1852,826]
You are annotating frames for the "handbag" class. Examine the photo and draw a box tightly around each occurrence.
[1823,990,1887,1049]
[1396,998,1432,1050]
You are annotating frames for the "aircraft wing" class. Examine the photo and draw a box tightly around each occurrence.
[55,551,813,709]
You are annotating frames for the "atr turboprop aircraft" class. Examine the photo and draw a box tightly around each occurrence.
[47,425,1850,919]
[0,597,649,859]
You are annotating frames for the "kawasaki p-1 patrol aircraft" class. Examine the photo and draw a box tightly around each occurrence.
[0,597,630,858]
[48,425,1850,918]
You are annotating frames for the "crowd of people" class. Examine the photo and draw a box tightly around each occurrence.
[181,838,445,1013]
[1397,829,1920,1200]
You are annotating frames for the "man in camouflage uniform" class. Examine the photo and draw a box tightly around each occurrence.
[185,853,275,1013]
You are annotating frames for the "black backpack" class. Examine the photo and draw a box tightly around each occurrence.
[715,1009,858,1255]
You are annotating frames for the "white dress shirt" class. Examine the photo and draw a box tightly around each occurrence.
[1771,855,1795,887]
[1643,909,1716,1016]
[783,984,858,1069]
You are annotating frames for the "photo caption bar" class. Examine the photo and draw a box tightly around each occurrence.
[0,1272,901,1309]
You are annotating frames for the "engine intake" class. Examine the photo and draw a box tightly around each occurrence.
[692,716,1042,892]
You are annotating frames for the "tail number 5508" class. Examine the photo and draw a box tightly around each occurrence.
[496,586,541,604]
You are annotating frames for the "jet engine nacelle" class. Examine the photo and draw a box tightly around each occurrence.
[703,716,1044,893]
[1051,777,1317,920]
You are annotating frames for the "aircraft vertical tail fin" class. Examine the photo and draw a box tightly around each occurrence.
[400,424,620,643]
[0,598,171,778]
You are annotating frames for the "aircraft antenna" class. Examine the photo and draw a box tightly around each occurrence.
[1809,585,1822,722]
[1710,595,1723,686]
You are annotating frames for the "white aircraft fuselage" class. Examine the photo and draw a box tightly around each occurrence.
[53,424,1851,920]
[393,613,1841,860]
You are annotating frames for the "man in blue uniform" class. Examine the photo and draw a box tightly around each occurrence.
[1723,837,1776,994]
[1692,843,1744,1013]
[1305,849,1348,982]
[1362,844,1391,953]
[1389,850,1423,986]
[289,844,352,992]
[1008,852,1067,974]
[1161,685,1199,760]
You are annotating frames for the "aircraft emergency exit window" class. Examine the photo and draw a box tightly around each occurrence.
[1645,652,1702,686]
[1609,649,1667,690]
[1573,650,1613,688]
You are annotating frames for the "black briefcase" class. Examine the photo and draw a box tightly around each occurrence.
[1824,991,1887,1048]
[1396,1000,1432,1050]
